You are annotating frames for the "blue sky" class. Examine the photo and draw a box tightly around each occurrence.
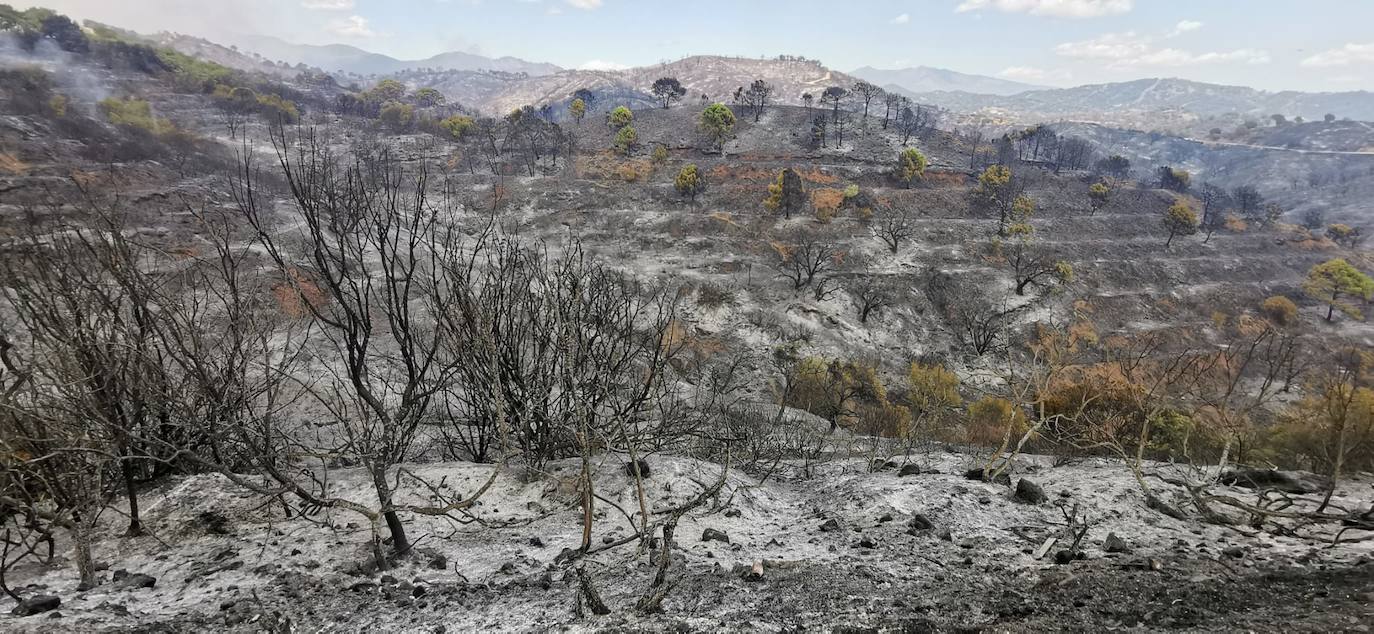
[31,0,1374,92]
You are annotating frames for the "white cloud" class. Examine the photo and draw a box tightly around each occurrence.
[999,66,1072,82]
[890,13,910,24]
[301,0,353,9]
[327,15,375,37]
[1167,20,1202,37]
[955,0,1132,18]
[579,59,628,71]
[1301,43,1374,67]
[566,0,602,9]
[1056,30,1268,67]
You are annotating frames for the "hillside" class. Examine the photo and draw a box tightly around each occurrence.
[233,34,562,77]
[1,7,1373,633]
[851,65,1044,96]
[916,78,1374,124]
[396,55,859,116]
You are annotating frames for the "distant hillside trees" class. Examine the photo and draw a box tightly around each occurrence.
[852,81,883,119]
[1197,183,1231,242]
[570,97,587,125]
[776,232,837,290]
[613,125,637,154]
[1327,224,1363,249]
[607,105,633,130]
[413,87,445,108]
[873,208,915,255]
[1305,259,1374,322]
[741,79,774,122]
[1001,221,1073,296]
[882,93,902,129]
[1087,181,1114,216]
[764,168,807,219]
[651,77,687,109]
[698,102,736,152]
[1162,200,1199,248]
[1096,154,1131,179]
[969,165,1031,236]
[1157,166,1191,193]
[674,164,703,202]
[897,148,927,188]
[895,103,939,145]
[821,86,847,122]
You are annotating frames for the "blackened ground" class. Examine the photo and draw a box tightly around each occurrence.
[124,554,1373,633]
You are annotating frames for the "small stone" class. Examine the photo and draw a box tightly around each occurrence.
[819,518,842,533]
[1014,479,1048,505]
[1103,533,1130,554]
[428,555,447,571]
[898,465,922,477]
[1223,546,1246,559]
[937,528,953,541]
[11,595,60,617]
[701,528,730,544]
[878,513,894,523]
[527,537,545,548]
[857,537,878,549]
[124,573,157,589]
[907,514,934,532]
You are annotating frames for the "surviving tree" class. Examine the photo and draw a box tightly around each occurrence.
[651,77,687,109]
[764,168,807,219]
[1162,199,1200,248]
[1304,258,1374,322]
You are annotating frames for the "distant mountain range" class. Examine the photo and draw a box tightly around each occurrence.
[909,78,1374,122]
[167,31,1374,124]
[850,66,1043,97]
[231,35,563,77]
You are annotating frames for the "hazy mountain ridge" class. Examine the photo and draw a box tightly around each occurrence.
[914,78,1374,122]
[397,55,860,116]
[850,65,1044,97]
[233,35,562,77]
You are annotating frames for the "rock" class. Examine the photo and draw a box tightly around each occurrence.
[701,528,730,544]
[1103,533,1131,554]
[498,562,517,574]
[197,510,232,535]
[427,554,448,571]
[412,585,426,598]
[907,514,934,532]
[738,560,764,582]
[527,537,545,548]
[1014,479,1048,505]
[964,467,1012,485]
[723,508,742,518]
[819,518,842,532]
[937,528,953,542]
[857,537,878,549]
[380,574,397,585]
[220,600,237,611]
[898,465,922,477]
[878,513,894,523]
[348,581,376,593]
[112,569,129,582]
[1219,469,1329,495]
[1222,546,1246,559]
[11,596,60,617]
[623,459,651,478]
[123,573,157,590]
[1054,550,1080,565]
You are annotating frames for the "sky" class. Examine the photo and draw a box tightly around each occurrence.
[24,0,1374,92]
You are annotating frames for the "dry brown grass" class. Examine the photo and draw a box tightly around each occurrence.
[0,152,28,174]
